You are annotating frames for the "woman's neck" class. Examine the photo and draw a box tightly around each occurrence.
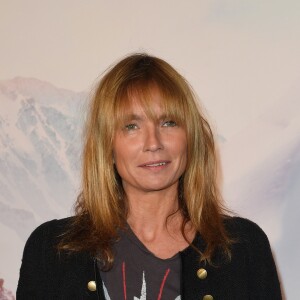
[125,189,195,258]
[126,188,179,232]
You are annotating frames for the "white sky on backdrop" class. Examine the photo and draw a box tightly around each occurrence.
[1,0,300,138]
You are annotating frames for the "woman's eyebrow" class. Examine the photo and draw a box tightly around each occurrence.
[123,113,144,121]
[158,113,168,120]
[123,112,169,122]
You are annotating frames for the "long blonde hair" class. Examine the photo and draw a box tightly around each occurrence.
[59,53,232,268]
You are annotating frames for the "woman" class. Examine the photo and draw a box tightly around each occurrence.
[17,54,282,299]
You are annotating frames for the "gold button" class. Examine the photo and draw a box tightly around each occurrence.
[203,295,213,300]
[197,268,207,279]
[87,281,97,291]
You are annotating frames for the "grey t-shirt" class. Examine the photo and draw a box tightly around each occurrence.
[99,226,181,300]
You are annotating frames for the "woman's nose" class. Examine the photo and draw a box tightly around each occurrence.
[143,126,164,152]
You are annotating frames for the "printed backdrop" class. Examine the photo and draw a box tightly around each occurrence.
[1,1,299,299]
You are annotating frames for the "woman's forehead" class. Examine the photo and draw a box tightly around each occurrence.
[114,82,185,126]
[119,86,166,116]
[120,99,166,122]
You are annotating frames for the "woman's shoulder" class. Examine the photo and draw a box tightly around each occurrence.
[223,216,270,246]
[30,217,73,235]
[24,217,74,250]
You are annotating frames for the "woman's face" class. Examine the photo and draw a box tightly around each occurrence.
[113,87,187,196]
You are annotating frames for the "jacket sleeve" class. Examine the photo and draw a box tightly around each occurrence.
[240,218,282,299]
[16,220,56,299]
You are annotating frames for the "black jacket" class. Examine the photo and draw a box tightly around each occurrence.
[17,217,282,299]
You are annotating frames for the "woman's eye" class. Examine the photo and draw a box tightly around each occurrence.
[124,123,138,131]
[162,120,177,127]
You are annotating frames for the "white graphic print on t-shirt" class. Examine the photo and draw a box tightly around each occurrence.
[102,270,181,300]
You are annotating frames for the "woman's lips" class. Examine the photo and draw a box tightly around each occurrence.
[138,160,170,169]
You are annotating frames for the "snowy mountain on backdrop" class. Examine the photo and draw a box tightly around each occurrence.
[0,77,86,240]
